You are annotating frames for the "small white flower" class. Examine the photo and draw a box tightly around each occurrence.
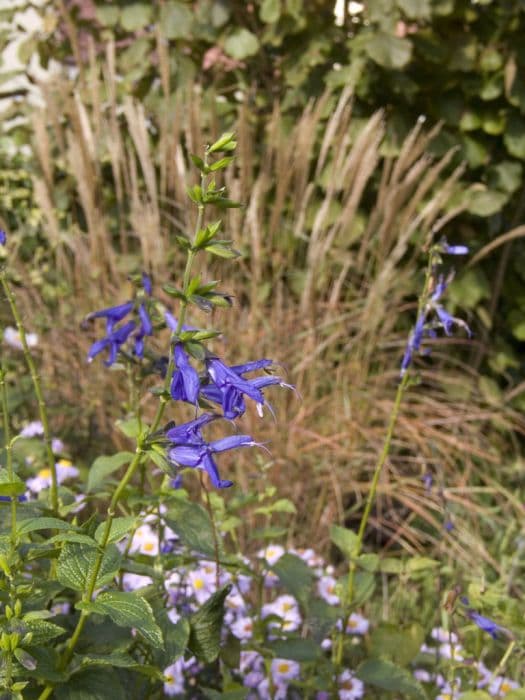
[489,676,519,697]
[431,627,458,644]
[338,669,365,699]
[19,420,44,438]
[271,658,300,684]
[187,567,216,604]
[4,326,38,350]
[413,669,433,683]
[438,642,464,661]
[26,459,78,493]
[128,525,159,557]
[163,660,185,696]
[231,616,254,640]
[258,544,285,565]
[345,613,369,635]
[122,573,153,591]
[262,594,301,632]
[318,575,340,605]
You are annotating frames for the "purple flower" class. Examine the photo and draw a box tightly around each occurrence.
[203,357,292,419]
[0,230,6,245]
[166,414,260,488]
[440,240,469,255]
[88,301,134,334]
[170,344,200,404]
[133,303,153,358]
[141,272,153,296]
[88,320,136,366]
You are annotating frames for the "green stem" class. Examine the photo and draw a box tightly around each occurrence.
[335,370,410,667]
[1,274,58,513]
[0,366,17,543]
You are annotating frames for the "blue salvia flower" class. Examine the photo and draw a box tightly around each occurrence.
[460,597,510,640]
[170,344,200,404]
[87,275,153,365]
[0,229,6,245]
[400,243,471,377]
[166,413,261,488]
[202,357,292,419]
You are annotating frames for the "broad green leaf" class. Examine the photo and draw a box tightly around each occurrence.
[78,591,163,649]
[505,691,525,700]
[268,638,321,662]
[272,553,315,605]
[115,417,142,439]
[57,543,121,591]
[17,517,74,535]
[405,557,439,573]
[188,585,231,663]
[448,268,490,308]
[365,32,412,69]
[467,188,508,216]
[55,667,126,700]
[120,3,152,31]
[204,242,241,258]
[224,29,260,60]
[356,659,426,699]
[487,160,523,194]
[87,452,134,493]
[95,517,136,545]
[78,653,160,678]
[305,597,341,641]
[370,623,425,665]
[504,113,525,159]
[397,0,431,19]
[160,1,193,39]
[353,571,376,606]
[260,0,281,23]
[21,619,66,645]
[459,692,492,700]
[166,500,220,556]
[330,524,359,559]
[95,6,120,26]
[0,480,26,497]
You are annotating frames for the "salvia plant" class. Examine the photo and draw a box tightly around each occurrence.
[0,135,524,699]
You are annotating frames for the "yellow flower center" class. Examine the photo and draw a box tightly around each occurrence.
[38,469,51,478]
[277,662,290,673]
[501,683,512,694]
[143,542,155,553]
[342,680,354,690]
[57,459,72,467]
[194,578,204,590]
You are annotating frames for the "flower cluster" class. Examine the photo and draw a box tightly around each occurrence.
[114,518,369,699]
[401,239,471,377]
[414,626,518,698]
[87,275,292,489]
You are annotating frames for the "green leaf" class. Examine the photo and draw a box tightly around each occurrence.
[160,1,194,39]
[268,638,321,662]
[487,160,523,194]
[87,452,134,493]
[204,242,241,258]
[397,0,431,18]
[224,29,260,60]
[188,585,231,662]
[78,591,163,648]
[271,553,315,605]
[467,188,508,216]
[330,524,359,559]
[57,543,121,591]
[353,570,376,606]
[120,3,152,31]
[115,417,142,439]
[208,133,236,154]
[504,113,525,159]
[260,0,281,23]
[165,501,221,557]
[21,619,66,645]
[95,517,136,545]
[78,653,160,678]
[208,156,234,172]
[55,667,126,700]
[0,468,26,497]
[369,623,425,665]
[504,691,525,700]
[459,693,492,700]
[17,517,74,535]
[356,659,426,699]
[95,6,120,26]
[365,32,412,69]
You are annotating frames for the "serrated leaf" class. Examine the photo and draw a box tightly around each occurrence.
[95,517,136,545]
[165,501,221,556]
[87,452,134,493]
[78,653,160,678]
[271,553,315,605]
[17,517,74,535]
[330,524,359,559]
[188,585,231,662]
[57,543,121,591]
[356,659,426,699]
[21,619,66,645]
[55,667,126,700]
[78,591,163,649]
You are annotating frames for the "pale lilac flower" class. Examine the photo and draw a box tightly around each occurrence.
[317,575,340,605]
[26,459,78,492]
[122,573,153,591]
[3,326,38,350]
[345,613,369,635]
[231,616,254,640]
[163,660,185,696]
[187,567,217,604]
[262,594,301,633]
[438,642,464,661]
[20,420,44,438]
[258,544,285,565]
[271,658,300,684]
[413,669,433,683]
[431,627,458,644]
[338,670,365,699]
[488,676,519,697]
[128,525,159,557]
